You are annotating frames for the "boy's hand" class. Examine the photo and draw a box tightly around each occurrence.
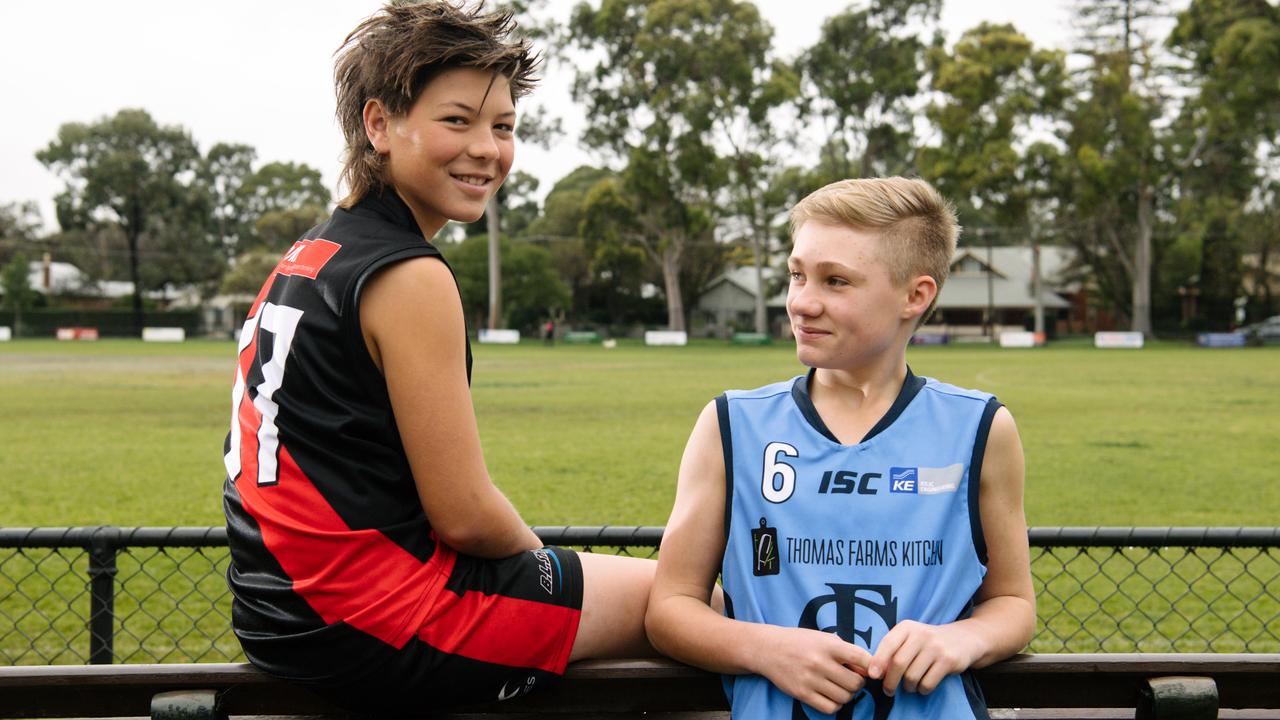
[868,620,978,696]
[756,626,871,715]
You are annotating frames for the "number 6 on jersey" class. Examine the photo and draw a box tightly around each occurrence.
[761,442,799,503]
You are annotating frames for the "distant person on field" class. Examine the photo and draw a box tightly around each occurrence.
[221,3,655,714]
[646,177,1035,719]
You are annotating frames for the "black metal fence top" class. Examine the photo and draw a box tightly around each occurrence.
[1,526,1278,549]
[2,524,1278,662]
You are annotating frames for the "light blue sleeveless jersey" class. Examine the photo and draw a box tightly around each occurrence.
[718,369,1001,720]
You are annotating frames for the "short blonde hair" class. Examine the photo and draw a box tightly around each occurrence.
[790,177,959,322]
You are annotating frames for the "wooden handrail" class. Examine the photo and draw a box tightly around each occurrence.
[1,654,1277,718]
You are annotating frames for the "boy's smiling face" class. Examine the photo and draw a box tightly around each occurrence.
[367,66,516,236]
[786,220,915,370]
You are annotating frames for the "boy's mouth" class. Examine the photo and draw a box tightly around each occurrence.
[452,174,492,187]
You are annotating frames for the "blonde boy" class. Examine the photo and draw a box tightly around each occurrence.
[646,178,1035,719]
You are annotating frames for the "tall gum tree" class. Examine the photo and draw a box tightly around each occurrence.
[1168,0,1280,329]
[571,0,767,331]
[919,23,1067,238]
[701,4,794,334]
[37,108,205,334]
[1063,0,1202,335]
[797,0,941,181]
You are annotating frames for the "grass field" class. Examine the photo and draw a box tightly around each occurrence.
[0,337,1277,661]
[1,337,1276,527]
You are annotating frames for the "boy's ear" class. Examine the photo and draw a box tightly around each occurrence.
[363,99,392,155]
[902,275,938,323]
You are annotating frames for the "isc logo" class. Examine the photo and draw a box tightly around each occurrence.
[890,467,918,494]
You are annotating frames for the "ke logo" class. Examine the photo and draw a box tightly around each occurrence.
[794,583,899,720]
[751,517,779,576]
[890,467,918,494]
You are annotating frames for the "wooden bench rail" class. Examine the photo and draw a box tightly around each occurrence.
[1,654,1277,719]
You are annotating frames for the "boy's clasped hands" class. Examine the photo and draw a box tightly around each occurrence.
[760,620,981,714]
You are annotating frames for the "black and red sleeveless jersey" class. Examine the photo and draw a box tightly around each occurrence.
[222,189,472,652]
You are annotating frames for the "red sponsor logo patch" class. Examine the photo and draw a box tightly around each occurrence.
[277,238,341,279]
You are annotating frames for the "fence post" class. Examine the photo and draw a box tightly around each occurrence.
[86,526,119,664]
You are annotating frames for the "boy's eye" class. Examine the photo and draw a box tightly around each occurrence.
[495,123,515,134]
[442,116,468,125]
[788,271,803,281]
[826,277,849,287]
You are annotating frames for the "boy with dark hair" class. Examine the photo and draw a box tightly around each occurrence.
[646,177,1035,719]
[223,3,655,713]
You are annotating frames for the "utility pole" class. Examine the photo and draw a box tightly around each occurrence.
[984,229,995,339]
[486,198,501,331]
[1032,243,1044,336]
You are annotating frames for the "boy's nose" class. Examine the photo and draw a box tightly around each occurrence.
[787,285,821,318]
[467,130,500,160]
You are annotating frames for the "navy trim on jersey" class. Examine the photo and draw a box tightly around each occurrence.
[715,394,734,541]
[968,397,1004,565]
[790,372,836,443]
[961,670,991,720]
[863,368,926,442]
[954,595,991,718]
[790,367,925,444]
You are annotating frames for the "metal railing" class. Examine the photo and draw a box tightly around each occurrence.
[1,526,1277,664]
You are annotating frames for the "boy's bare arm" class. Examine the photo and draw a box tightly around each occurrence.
[361,258,542,558]
[869,406,1036,696]
[646,402,869,716]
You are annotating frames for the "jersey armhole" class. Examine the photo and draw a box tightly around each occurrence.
[968,397,1003,566]
[715,394,734,544]
[342,247,445,399]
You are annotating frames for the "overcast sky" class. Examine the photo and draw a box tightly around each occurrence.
[1,1,1080,233]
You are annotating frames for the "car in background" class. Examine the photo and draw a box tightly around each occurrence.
[1241,315,1280,345]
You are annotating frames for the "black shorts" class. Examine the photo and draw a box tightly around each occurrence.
[238,545,584,714]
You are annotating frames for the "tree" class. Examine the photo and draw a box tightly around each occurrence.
[253,206,330,254]
[474,0,565,331]
[1167,0,1280,329]
[572,0,767,331]
[1240,182,1280,319]
[37,108,208,333]
[219,250,280,297]
[449,233,570,331]
[1,253,38,337]
[1055,48,1166,331]
[1058,0,1198,335]
[696,3,796,333]
[200,148,330,260]
[238,162,329,224]
[525,166,611,320]
[0,202,43,265]
[920,23,1068,234]
[797,0,940,180]
[200,143,257,262]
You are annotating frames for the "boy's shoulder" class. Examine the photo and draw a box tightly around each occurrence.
[722,376,803,402]
[917,375,996,404]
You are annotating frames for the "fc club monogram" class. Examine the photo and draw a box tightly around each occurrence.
[793,583,899,720]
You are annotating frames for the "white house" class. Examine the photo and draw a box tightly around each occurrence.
[930,246,1074,337]
[695,247,1079,339]
[21,256,199,309]
[691,266,787,338]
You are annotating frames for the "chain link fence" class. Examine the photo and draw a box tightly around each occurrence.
[1,526,1277,665]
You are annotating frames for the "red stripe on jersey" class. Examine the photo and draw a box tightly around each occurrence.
[416,590,580,674]
[247,273,277,319]
[235,441,454,648]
